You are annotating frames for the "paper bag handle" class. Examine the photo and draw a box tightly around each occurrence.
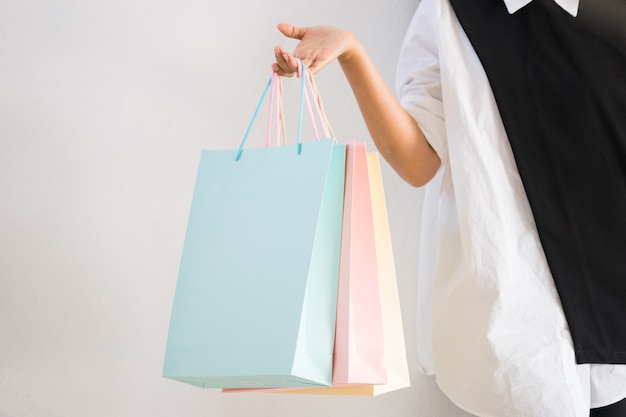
[266,71,286,148]
[235,61,334,161]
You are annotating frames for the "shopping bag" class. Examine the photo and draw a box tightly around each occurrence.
[224,151,411,395]
[162,64,347,389]
[332,141,386,385]
[285,152,410,395]
[355,152,411,395]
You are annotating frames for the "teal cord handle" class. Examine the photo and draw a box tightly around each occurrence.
[235,61,311,161]
[235,76,273,161]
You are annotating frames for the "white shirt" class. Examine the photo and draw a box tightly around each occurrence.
[396,0,626,416]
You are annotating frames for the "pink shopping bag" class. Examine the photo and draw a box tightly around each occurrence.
[332,141,386,385]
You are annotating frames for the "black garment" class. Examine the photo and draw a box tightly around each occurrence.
[591,397,626,417]
[448,0,626,363]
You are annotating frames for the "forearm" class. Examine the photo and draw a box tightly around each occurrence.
[272,23,441,186]
[339,40,441,187]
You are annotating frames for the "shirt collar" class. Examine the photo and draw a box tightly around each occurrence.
[503,0,579,16]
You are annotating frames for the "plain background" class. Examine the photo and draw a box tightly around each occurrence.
[0,0,473,416]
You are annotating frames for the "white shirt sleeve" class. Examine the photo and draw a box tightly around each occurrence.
[395,0,448,166]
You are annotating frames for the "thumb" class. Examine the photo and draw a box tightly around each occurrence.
[277,23,307,40]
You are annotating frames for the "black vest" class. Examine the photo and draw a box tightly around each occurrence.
[448,0,626,364]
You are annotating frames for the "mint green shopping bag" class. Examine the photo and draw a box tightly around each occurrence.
[163,65,346,389]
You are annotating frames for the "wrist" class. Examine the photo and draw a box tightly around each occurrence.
[337,31,362,65]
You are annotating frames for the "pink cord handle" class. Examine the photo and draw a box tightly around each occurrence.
[266,72,286,148]
[236,62,334,160]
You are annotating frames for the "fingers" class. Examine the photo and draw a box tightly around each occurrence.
[277,23,306,40]
[272,47,320,77]
[273,23,319,76]
[272,45,299,77]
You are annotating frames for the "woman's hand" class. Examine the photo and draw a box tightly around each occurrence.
[272,23,359,76]
[270,22,441,186]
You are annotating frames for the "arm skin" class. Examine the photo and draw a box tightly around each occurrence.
[272,23,441,187]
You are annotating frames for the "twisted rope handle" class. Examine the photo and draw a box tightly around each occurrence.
[235,61,335,161]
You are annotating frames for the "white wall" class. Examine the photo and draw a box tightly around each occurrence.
[0,0,473,416]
